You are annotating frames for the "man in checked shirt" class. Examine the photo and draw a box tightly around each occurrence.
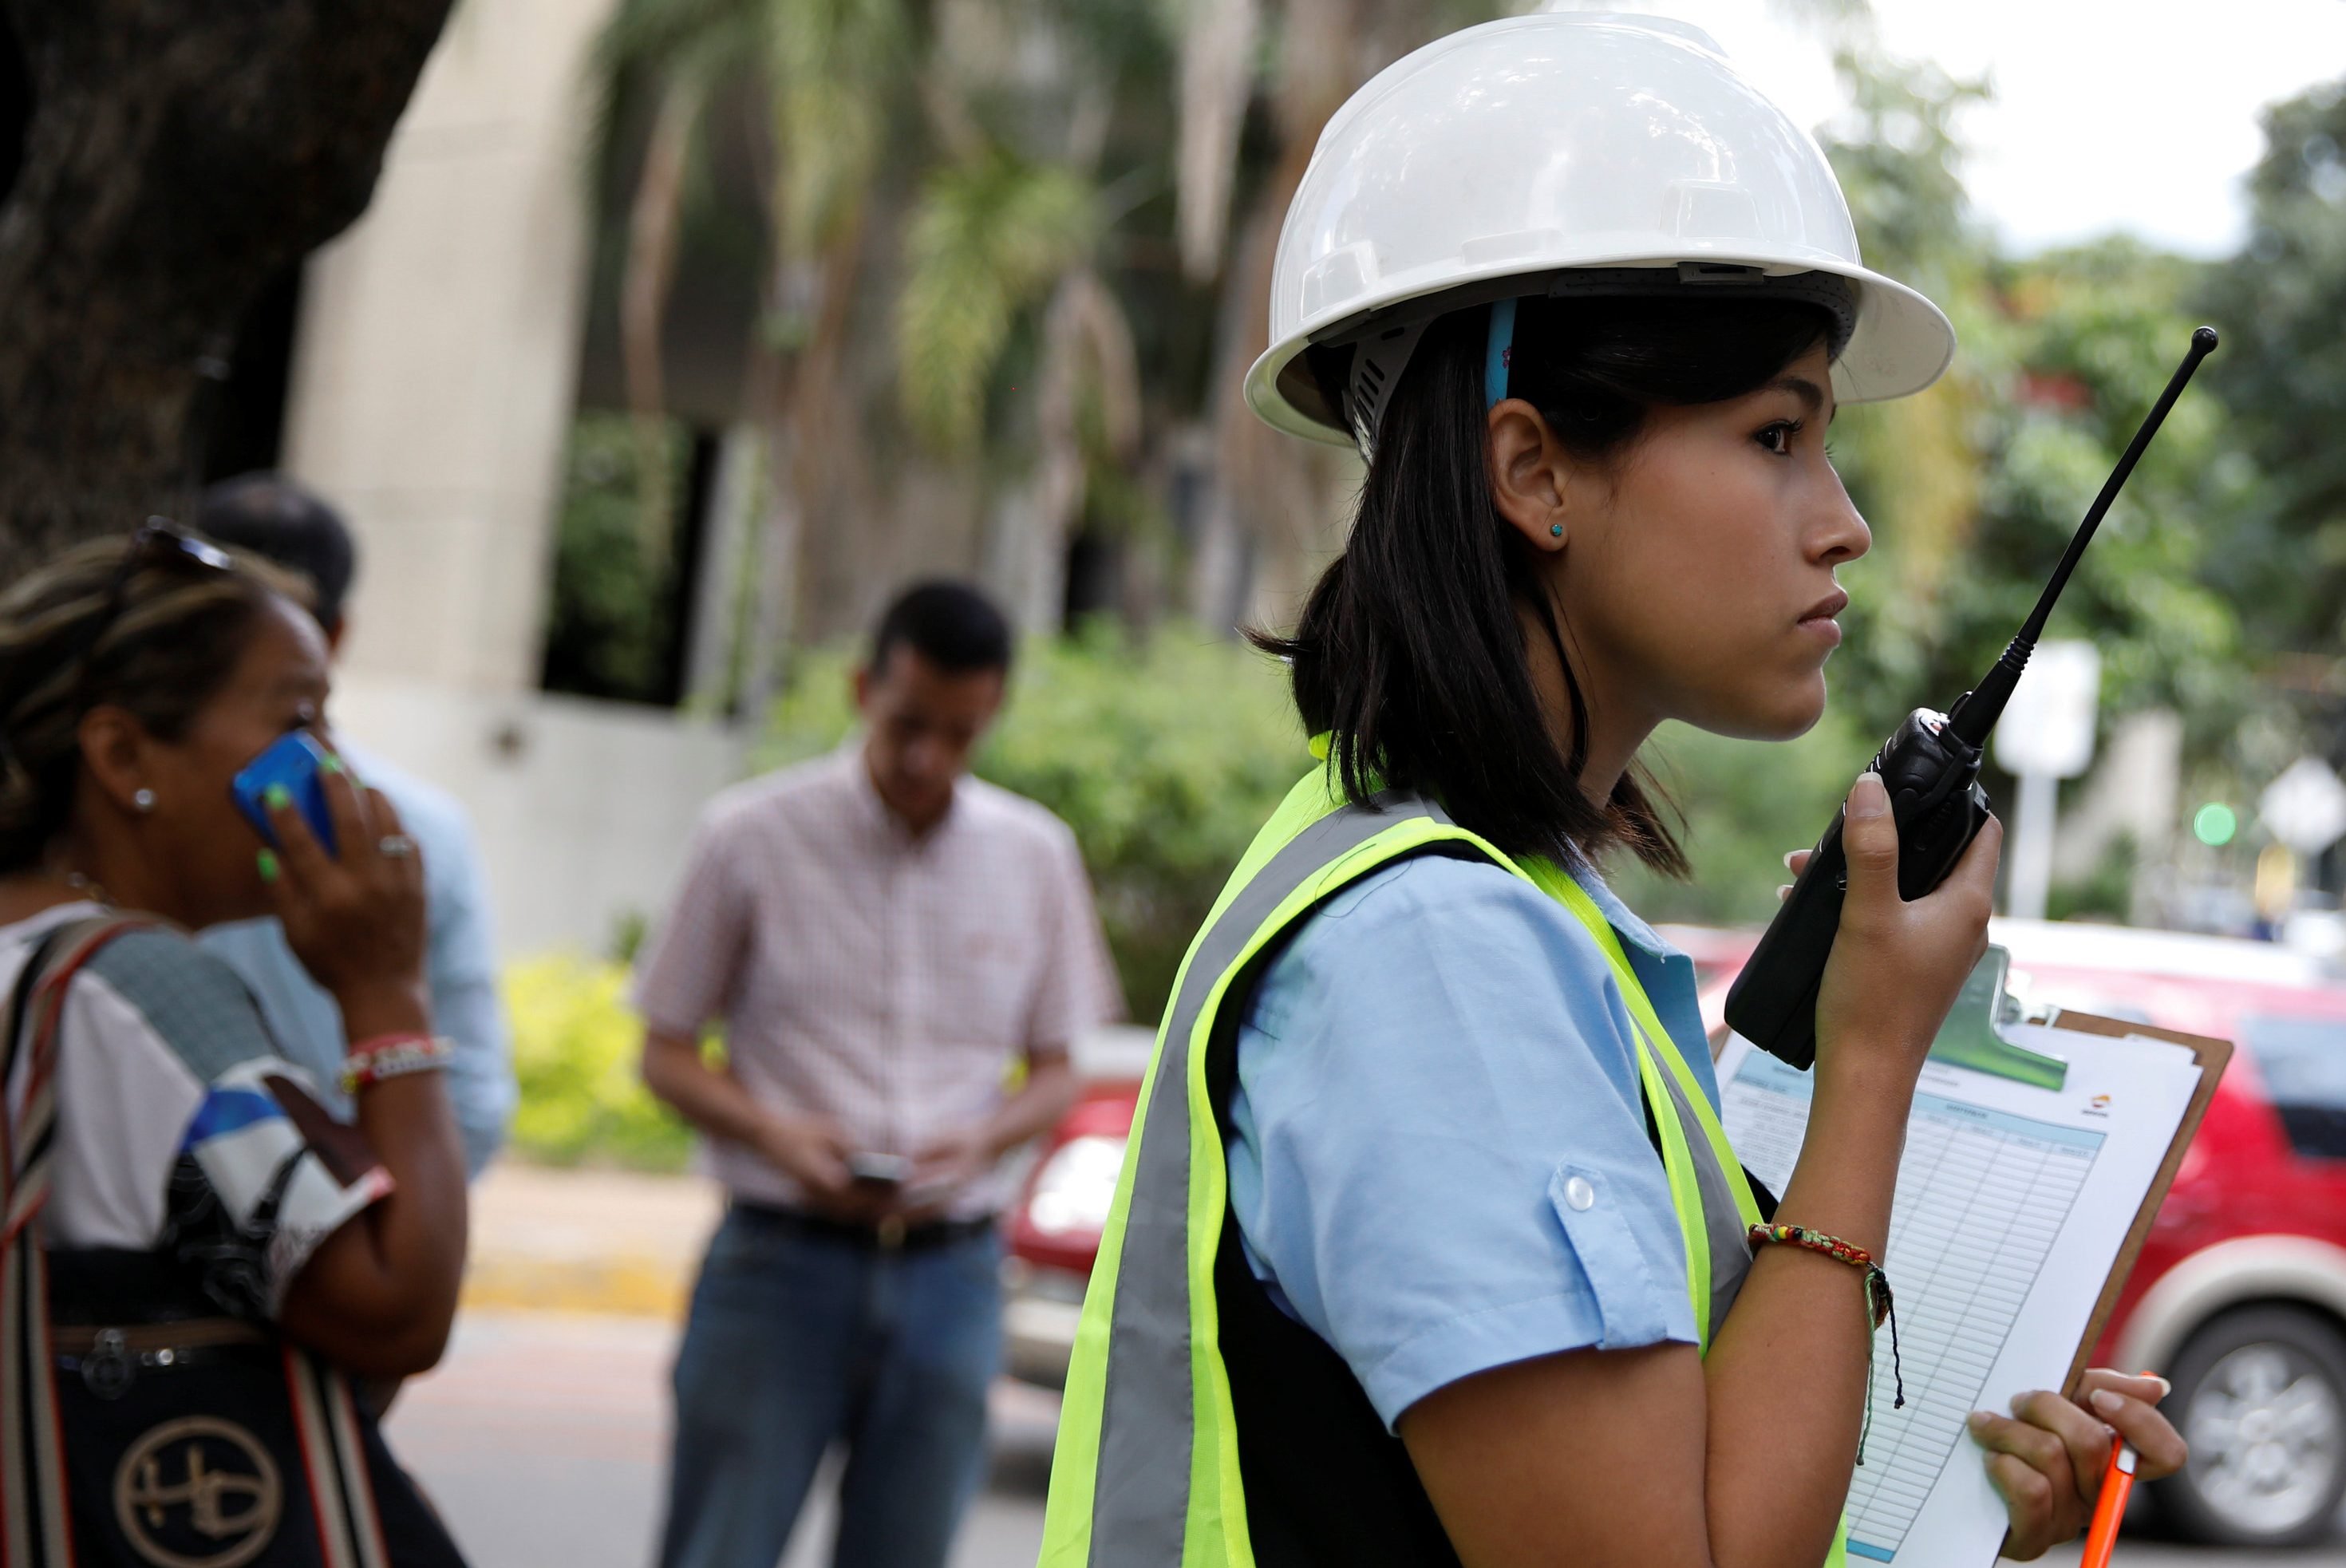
[635,582,1120,1568]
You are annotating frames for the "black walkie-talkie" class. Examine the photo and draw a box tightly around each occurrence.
[1724,327,2219,1070]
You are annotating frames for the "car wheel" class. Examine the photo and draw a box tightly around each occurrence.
[2152,1304,2346,1546]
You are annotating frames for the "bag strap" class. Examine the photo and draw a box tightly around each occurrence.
[2,912,398,1568]
[1,910,153,1568]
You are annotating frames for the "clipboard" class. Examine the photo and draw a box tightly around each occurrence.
[2035,1007,2230,1395]
[1917,944,2235,1392]
[1716,947,2233,1566]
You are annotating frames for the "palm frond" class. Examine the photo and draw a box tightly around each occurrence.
[897,152,1100,451]
[769,0,912,259]
[594,0,768,82]
[583,0,764,231]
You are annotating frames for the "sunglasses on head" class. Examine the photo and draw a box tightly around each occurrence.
[65,520,238,708]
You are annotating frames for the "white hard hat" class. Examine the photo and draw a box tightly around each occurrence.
[1243,10,1957,448]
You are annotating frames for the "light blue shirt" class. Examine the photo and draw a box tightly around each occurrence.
[202,744,515,1177]
[1229,852,1723,1430]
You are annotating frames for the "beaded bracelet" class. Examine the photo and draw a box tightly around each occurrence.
[341,1032,455,1096]
[1749,1222,1906,1463]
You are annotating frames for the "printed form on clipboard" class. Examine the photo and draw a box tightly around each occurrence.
[1716,996,2214,1568]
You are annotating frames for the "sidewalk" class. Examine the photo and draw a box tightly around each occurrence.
[461,1163,724,1319]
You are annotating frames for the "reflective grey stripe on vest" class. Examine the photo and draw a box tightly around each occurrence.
[1084,796,1754,1562]
[1088,794,1438,1566]
[1644,1042,1752,1341]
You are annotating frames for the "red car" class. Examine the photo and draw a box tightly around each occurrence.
[1006,920,2346,1546]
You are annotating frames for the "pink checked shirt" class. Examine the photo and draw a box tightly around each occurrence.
[633,745,1122,1218]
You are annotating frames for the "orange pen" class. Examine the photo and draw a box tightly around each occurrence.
[2079,1437,2138,1568]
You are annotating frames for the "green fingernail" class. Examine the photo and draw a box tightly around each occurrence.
[319,754,345,775]
[264,783,291,810]
[257,849,279,882]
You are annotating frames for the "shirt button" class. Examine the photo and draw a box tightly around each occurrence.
[1564,1176,1596,1211]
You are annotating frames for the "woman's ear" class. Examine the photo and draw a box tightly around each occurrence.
[1487,399,1573,552]
[76,705,156,818]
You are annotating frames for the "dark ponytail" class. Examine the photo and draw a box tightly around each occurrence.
[1259,293,1838,873]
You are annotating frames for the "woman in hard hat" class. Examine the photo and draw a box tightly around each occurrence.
[1041,13,2186,1567]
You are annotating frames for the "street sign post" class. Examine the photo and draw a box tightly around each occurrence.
[1993,641,2102,921]
[2260,758,2346,858]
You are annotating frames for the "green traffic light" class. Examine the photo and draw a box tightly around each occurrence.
[2192,802,2238,847]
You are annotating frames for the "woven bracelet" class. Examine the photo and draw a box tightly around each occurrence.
[1749,1222,1906,1464]
[340,1032,455,1096]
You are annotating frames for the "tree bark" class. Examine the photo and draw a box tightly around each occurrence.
[0,0,456,571]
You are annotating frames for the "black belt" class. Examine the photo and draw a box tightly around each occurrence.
[731,1199,998,1254]
[50,1320,272,1400]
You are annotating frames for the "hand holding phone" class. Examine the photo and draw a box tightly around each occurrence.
[231,731,341,855]
[251,749,429,1028]
[847,1152,912,1191]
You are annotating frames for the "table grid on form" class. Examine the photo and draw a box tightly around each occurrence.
[1842,1097,2103,1561]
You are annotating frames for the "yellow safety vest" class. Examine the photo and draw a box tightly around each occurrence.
[1039,764,1850,1566]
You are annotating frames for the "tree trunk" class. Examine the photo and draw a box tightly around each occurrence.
[621,75,703,566]
[0,0,456,571]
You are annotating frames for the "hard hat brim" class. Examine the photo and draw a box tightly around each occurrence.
[1242,259,1958,449]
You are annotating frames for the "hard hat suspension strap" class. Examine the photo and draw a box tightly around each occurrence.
[1345,316,1432,456]
[1484,298,1517,409]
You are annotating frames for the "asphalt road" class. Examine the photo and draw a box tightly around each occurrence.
[386,1311,2346,1568]
[385,1311,1055,1567]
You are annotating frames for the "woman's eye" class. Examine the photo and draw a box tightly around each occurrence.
[1756,421,1801,456]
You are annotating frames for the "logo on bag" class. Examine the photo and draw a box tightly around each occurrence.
[113,1416,282,1568]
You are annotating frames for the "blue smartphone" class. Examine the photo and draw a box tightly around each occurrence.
[231,731,340,856]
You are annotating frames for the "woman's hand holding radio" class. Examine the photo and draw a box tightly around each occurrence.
[1810,771,2000,1096]
[1687,774,2006,1562]
[259,756,430,1042]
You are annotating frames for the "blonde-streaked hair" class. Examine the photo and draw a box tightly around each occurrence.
[0,534,309,871]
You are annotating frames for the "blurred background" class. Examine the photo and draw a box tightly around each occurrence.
[7,0,2346,1562]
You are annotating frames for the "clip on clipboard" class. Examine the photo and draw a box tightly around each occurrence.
[1928,945,2069,1090]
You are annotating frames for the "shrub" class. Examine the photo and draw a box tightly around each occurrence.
[504,954,693,1171]
[1605,708,1875,930]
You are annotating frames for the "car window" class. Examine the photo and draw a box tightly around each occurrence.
[2237,1014,2346,1160]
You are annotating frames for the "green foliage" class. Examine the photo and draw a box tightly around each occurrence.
[1936,240,2250,748]
[504,954,694,1171]
[543,413,686,705]
[2202,78,2346,658]
[761,624,1303,1019]
[1819,47,1989,298]
[1818,46,2254,770]
[767,0,912,260]
[2048,831,2137,925]
[1609,709,1874,929]
[899,153,1101,452]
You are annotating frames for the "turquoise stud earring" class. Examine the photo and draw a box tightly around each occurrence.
[1549,523,1563,538]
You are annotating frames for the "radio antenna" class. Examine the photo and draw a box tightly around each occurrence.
[1945,326,2218,746]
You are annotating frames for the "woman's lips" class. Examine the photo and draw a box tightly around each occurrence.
[1798,589,1849,646]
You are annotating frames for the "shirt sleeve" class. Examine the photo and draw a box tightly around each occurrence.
[1021,822,1124,1053]
[418,802,515,1177]
[79,930,392,1321]
[632,806,753,1037]
[1226,855,1697,1432]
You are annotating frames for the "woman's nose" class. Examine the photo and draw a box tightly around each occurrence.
[1813,477,1870,567]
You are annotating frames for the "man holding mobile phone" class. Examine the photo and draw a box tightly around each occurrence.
[634,581,1120,1568]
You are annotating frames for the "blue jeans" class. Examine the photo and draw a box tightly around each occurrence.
[657,1207,1005,1568]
